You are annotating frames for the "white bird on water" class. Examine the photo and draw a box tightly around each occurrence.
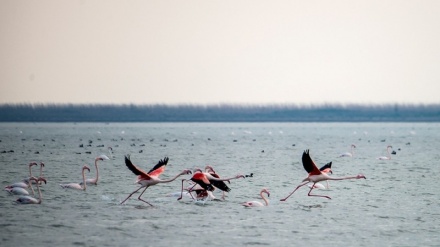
[338,144,356,157]
[377,145,393,160]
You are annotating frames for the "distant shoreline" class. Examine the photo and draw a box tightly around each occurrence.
[1,103,439,122]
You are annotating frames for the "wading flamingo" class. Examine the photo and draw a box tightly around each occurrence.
[120,155,192,206]
[16,177,47,204]
[80,154,110,185]
[60,165,90,190]
[178,169,244,201]
[242,188,270,207]
[377,145,393,160]
[339,144,356,157]
[280,150,366,201]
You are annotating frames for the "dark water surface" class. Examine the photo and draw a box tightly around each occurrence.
[1,122,439,246]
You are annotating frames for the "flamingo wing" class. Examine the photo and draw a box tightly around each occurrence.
[208,173,231,192]
[302,150,321,176]
[319,162,332,174]
[191,173,214,191]
[124,155,151,179]
[147,157,169,177]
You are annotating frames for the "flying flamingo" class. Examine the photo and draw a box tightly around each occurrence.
[280,150,366,201]
[80,154,110,185]
[60,165,91,190]
[16,177,47,204]
[242,188,270,207]
[205,165,231,200]
[177,169,244,201]
[313,161,333,189]
[120,155,192,206]
[338,144,356,157]
[377,145,393,160]
[187,180,216,201]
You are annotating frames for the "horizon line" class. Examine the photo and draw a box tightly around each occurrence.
[1,102,440,107]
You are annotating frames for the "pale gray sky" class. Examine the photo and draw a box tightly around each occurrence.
[1,0,439,105]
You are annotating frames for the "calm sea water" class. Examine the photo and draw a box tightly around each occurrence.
[1,122,439,247]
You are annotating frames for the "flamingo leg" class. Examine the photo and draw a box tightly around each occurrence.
[280,181,309,201]
[177,179,187,201]
[120,186,144,205]
[221,191,226,200]
[137,185,154,206]
[307,183,331,199]
[186,183,197,200]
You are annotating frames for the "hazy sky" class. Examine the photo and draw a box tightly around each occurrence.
[1,0,440,105]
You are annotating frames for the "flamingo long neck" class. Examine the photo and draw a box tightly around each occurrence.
[327,175,361,181]
[28,180,36,196]
[82,170,87,190]
[260,191,269,206]
[207,173,240,182]
[387,147,391,159]
[159,172,184,183]
[351,145,355,156]
[93,159,99,183]
[35,180,42,204]
[28,165,34,179]
[39,165,44,177]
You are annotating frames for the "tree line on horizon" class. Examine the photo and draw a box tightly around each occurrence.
[0,103,439,122]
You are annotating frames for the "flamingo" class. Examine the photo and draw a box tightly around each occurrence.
[301,160,333,190]
[22,162,38,184]
[177,169,244,201]
[186,181,216,201]
[5,181,29,189]
[242,188,270,207]
[5,186,33,196]
[339,144,356,157]
[280,150,366,201]
[80,154,110,185]
[120,155,192,206]
[60,165,91,190]
[204,165,231,200]
[16,177,47,204]
[377,145,393,160]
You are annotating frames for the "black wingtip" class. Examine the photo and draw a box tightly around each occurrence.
[158,157,169,166]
